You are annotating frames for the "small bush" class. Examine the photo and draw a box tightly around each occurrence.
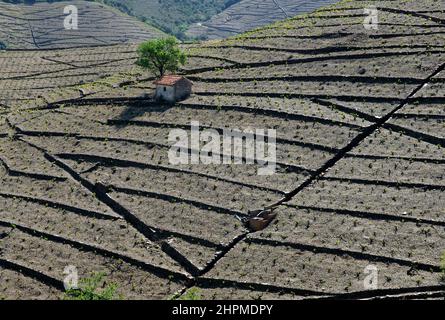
[179,287,201,300]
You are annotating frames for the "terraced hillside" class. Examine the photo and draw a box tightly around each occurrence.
[1,0,445,299]
[0,0,164,49]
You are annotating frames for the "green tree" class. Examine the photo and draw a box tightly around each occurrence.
[136,37,186,77]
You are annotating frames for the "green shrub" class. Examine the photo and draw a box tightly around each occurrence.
[136,37,186,77]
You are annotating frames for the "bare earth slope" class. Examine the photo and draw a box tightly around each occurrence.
[0,0,165,49]
[186,0,341,40]
[0,0,445,299]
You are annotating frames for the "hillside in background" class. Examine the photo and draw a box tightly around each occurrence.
[0,0,445,300]
[99,0,343,40]
[98,0,238,40]
[1,0,241,40]
[0,0,165,49]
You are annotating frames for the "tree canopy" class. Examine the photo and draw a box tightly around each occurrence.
[136,37,186,77]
